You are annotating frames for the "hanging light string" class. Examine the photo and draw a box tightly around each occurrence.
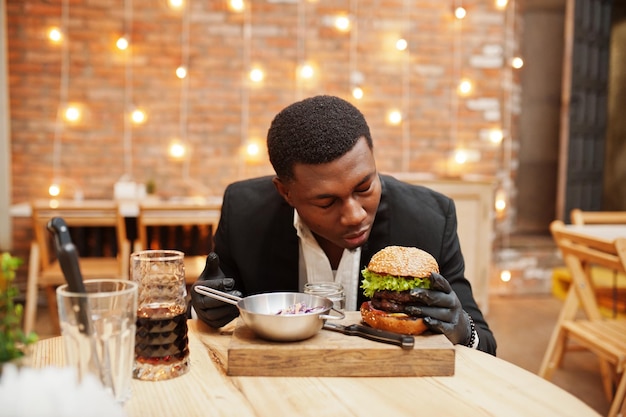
[502,0,515,187]
[180,0,191,179]
[296,0,306,100]
[449,0,463,176]
[499,0,516,248]
[400,0,411,172]
[51,0,70,183]
[238,1,251,178]
[122,0,134,178]
[348,0,358,93]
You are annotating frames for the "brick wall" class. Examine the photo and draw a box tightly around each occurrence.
[7,0,521,267]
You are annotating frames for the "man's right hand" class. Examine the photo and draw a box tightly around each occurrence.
[190,252,242,328]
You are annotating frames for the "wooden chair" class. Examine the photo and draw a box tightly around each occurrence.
[570,209,626,226]
[552,209,626,316]
[539,220,626,417]
[24,200,130,335]
[134,201,221,284]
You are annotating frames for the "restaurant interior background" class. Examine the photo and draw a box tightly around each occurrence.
[1,0,625,298]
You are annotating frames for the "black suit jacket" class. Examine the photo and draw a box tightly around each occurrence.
[213,174,496,354]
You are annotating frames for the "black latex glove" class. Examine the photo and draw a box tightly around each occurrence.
[404,272,472,346]
[190,252,242,328]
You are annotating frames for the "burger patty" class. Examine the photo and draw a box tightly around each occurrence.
[371,290,424,315]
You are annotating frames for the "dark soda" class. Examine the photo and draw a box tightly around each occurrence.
[135,305,189,365]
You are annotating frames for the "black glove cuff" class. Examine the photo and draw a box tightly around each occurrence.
[464,311,477,348]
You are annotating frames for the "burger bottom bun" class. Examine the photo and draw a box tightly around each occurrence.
[360,301,428,335]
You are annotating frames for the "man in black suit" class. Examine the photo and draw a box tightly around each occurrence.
[191,95,496,354]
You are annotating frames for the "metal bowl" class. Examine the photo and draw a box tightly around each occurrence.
[194,286,344,342]
[238,292,343,341]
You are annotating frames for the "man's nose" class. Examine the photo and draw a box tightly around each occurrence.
[340,198,367,226]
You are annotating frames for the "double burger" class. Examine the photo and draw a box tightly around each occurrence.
[360,245,439,335]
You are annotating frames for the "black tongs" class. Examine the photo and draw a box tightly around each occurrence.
[323,322,415,350]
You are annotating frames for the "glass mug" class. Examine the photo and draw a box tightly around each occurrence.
[304,282,345,311]
[130,250,190,381]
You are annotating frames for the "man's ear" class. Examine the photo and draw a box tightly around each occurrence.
[272,176,293,206]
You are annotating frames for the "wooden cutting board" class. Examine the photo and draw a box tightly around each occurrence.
[227,311,455,377]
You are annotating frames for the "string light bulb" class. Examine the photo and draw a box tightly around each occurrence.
[395,38,408,51]
[131,109,146,124]
[334,16,351,32]
[500,270,511,282]
[489,128,504,144]
[457,78,472,95]
[511,56,524,69]
[169,141,186,159]
[495,187,508,219]
[454,7,467,19]
[495,0,508,9]
[176,66,187,79]
[452,148,480,164]
[116,35,129,50]
[454,149,468,164]
[49,183,61,197]
[246,141,260,157]
[48,27,62,43]
[298,63,315,79]
[64,105,81,122]
[242,139,265,164]
[169,0,184,9]
[249,67,264,82]
[352,86,363,100]
[495,196,507,212]
[387,110,402,125]
[229,0,244,12]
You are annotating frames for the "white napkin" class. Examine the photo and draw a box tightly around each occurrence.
[0,364,126,417]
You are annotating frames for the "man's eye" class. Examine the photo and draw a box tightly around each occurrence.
[318,200,335,209]
[356,183,373,193]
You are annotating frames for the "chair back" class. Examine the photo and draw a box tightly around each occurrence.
[30,199,129,276]
[550,220,626,320]
[570,208,626,225]
[135,201,221,252]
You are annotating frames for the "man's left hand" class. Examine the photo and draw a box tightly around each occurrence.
[404,272,471,345]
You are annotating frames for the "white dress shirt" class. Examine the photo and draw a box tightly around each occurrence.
[294,211,361,311]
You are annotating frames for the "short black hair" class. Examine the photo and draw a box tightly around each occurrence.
[267,95,373,180]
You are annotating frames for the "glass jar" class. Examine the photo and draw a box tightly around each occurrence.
[304,282,345,311]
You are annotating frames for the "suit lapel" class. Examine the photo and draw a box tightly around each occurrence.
[258,202,300,292]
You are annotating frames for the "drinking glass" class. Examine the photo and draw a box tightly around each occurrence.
[56,279,138,404]
[304,282,346,311]
[130,249,190,381]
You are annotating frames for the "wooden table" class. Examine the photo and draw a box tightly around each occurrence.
[9,196,222,218]
[30,320,601,417]
[565,224,626,242]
